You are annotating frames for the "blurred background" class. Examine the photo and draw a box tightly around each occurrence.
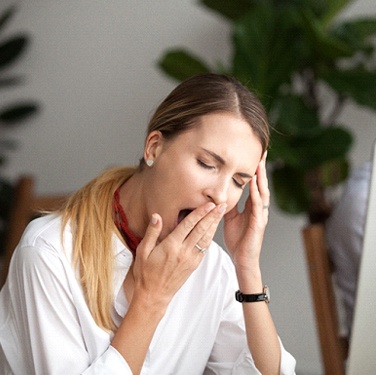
[1,1,375,373]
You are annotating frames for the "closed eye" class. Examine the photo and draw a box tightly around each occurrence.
[197,159,215,170]
[233,178,244,189]
[198,159,245,189]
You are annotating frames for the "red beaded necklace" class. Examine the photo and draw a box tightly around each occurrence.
[113,187,142,256]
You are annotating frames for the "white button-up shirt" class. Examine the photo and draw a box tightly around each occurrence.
[0,214,296,374]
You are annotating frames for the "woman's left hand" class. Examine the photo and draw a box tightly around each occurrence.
[223,151,269,271]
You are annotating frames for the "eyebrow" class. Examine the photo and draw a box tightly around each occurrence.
[201,148,253,179]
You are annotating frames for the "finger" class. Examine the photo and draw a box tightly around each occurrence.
[197,204,226,249]
[262,150,268,162]
[137,213,163,259]
[193,243,207,255]
[246,176,269,227]
[258,152,269,187]
[255,154,270,207]
[185,203,227,252]
[173,202,216,242]
[248,175,261,207]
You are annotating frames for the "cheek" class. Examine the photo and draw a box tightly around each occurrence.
[179,163,208,187]
[227,188,245,212]
[172,166,200,192]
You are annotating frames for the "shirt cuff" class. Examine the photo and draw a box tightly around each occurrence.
[205,338,296,375]
[82,345,132,375]
[231,337,296,375]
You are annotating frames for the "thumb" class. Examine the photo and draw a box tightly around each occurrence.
[137,213,162,258]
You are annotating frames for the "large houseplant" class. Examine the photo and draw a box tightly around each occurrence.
[0,5,39,252]
[158,0,376,223]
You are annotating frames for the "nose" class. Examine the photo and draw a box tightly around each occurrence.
[204,178,230,206]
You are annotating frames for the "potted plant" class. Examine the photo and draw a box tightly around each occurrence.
[157,0,376,223]
[0,5,39,252]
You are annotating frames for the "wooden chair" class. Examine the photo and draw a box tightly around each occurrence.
[302,223,348,375]
[0,175,69,287]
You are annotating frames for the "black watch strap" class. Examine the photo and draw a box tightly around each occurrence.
[235,286,270,303]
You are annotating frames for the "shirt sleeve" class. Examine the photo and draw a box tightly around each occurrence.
[204,314,296,375]
[1,241,132,375]
[82,346,132,374]
[205,344,296,375]
[204,253,296,375]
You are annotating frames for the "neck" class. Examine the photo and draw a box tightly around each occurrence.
[119,171,148,238]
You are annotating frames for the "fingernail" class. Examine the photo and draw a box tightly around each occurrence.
[151,214,158,225]
[205,203,216,212]
[218,204,227,214]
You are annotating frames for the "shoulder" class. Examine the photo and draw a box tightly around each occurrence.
[13,214,73,271]
[22,214,62,242]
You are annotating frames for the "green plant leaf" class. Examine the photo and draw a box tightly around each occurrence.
[291,0,327,19]
[199,0,256,21]
[0,35,29,69]
[0,76,23,88]
[271,165,310,214]
[319,157,350,187]
[330,18,376,58]
[158,49,211,82]
[0,103,39,124]
[333,18,376,43]
[267,131,301,164]
[320,0,352,27]
[0,6,16,33]
[301,10,354,62]
[291,126,353,170]
[321,69,376,110]
[269,125,352,170]
[232,4,300,105]
[275,95,321,136]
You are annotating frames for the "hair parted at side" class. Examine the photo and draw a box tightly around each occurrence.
[143,73,269,166]
[59,73,270,332]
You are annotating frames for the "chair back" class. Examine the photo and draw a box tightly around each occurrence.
[1,175,68,287]
[347,139,376,374]
[302,223,348,375]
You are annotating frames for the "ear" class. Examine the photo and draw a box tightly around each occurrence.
[144,131,164,162]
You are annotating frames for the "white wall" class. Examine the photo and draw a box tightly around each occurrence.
[2,1,375,373]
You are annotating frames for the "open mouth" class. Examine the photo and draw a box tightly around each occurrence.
[178,209,193,224]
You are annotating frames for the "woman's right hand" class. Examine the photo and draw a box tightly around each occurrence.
[132,202,226,312]
[112,202,225,373]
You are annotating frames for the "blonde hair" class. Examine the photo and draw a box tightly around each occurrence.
[60,74,270,332]
[60,166,136,331]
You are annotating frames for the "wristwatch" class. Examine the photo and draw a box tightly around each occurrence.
[235,285,270,303]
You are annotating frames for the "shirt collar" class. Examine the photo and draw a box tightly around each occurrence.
[112,233,134,319]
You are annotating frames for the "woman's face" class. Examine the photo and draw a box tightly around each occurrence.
[144,112,263,240]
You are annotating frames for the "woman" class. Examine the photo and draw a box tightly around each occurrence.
[0,73,296,374]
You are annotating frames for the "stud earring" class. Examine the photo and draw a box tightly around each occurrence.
[146,159,154,167]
